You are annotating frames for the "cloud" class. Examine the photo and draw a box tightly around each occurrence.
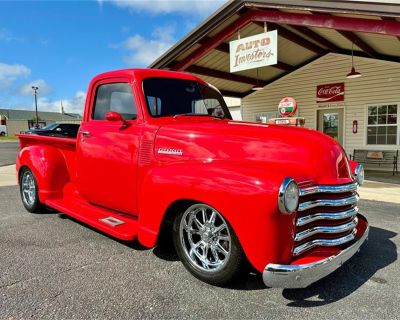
[118,26,176,66]
[0,62,84,115]
[36,91,86,115]
[99,0,227,16]
[18,79,52,96]
[0,28,23,42]
[0,63,31,88]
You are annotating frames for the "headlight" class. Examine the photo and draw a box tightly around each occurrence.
[278,177,299,214]
[355,164,364,186]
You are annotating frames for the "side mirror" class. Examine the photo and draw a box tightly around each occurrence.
[105,111,123,122]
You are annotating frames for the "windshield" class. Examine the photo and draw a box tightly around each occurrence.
[142,77,232,119]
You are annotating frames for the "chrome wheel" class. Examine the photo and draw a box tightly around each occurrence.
[21,170,36,207]
[180,204,231,272]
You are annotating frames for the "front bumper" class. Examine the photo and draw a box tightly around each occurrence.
[263,214,369,288]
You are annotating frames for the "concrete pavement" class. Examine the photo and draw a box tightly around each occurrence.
[358,180,400,204]
[0,165,17,187]
[1,185,399,319]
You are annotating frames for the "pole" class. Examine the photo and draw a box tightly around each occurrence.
[32,86,39,128]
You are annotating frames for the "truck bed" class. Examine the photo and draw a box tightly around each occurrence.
[16,133,139,241]
[16,133,77,147]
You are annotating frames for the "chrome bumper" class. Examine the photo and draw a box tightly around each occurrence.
[263,221,369,288]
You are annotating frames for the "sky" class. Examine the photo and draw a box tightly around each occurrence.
[0,0,226,114]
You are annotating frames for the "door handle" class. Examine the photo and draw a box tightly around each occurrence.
[80,130,92,138]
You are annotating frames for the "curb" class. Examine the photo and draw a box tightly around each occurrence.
[0,162,16,167]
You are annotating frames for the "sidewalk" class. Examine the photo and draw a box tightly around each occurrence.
[365,170,400,185]
[358,180,400,204]
[0,165,17,187]
[0,164,399,203]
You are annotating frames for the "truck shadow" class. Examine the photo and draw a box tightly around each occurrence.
[281,226,397,307]
[152,244,179,262]
[57,213,148,251]
[153,242,267,290]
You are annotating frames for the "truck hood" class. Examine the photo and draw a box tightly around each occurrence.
[154,118,353,185]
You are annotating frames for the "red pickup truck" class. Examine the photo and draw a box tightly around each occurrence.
[16,69,369,288]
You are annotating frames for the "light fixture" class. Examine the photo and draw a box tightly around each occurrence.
[346,42,362,79]
[252,84,263,91]
[32,86,39,128]
[278,177,299,214]
[252,68,263,91]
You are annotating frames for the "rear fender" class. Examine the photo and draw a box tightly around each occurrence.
[17,145,70,202]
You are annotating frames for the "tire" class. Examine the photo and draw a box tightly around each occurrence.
[0,132,5,136]
[173,203,245,286]
[19,167,43,213]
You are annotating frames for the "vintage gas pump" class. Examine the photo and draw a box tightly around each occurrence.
[267,97,305,127]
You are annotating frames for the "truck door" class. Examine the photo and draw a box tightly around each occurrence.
[76,80,140,215]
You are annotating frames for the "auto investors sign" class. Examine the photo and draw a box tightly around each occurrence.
[230,30,278,73]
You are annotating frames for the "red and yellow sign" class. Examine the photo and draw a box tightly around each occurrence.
[278,97,297,117]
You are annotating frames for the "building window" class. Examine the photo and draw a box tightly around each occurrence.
[367,104,398,145]
[255,112,280,123]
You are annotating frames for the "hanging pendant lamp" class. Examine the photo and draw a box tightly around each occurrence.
[346,42,362,79]
[252,68,263,91]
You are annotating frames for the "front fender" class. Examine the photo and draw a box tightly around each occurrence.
[137,161,296,272]
[17,145,70,202]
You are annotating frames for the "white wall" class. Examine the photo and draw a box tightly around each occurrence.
[224,97,242,120]
[242,53,400,156]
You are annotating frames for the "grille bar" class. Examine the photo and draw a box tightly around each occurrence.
[300,182,358,196]
[296,207,358,227]
[293,229,357,256]
[295,217,358,242]
[298,194,359,212]
[294,181,359,257]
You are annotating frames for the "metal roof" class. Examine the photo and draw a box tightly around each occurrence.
[0,108,82,121]
[150,0,400,98]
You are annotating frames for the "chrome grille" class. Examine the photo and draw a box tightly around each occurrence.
[293,181,359,257]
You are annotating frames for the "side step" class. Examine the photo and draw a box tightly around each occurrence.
[46,188,138,241]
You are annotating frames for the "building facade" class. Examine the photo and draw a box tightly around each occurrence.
[0,109,82,136]
[149,0,400,171]
[242,53,400,157]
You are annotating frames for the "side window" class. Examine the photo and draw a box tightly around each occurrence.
[147,96,162,116]
[92,83,137,120]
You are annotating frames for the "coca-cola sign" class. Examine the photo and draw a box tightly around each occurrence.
[316,83,345,103]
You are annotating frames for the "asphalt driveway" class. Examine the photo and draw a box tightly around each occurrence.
[0,185,398,319]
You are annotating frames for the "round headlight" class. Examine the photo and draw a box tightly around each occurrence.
[355,164,364,186]
[278,177,299,214]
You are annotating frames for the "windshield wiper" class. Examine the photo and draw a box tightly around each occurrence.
[173,113,221,119]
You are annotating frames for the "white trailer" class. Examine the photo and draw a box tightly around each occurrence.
[0,125,7,136]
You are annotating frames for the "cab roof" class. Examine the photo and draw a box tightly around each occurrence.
[91,68,209,86]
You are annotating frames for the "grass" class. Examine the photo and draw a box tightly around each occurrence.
[0,136,18,141]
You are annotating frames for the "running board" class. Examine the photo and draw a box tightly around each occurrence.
[46,187,138,241]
